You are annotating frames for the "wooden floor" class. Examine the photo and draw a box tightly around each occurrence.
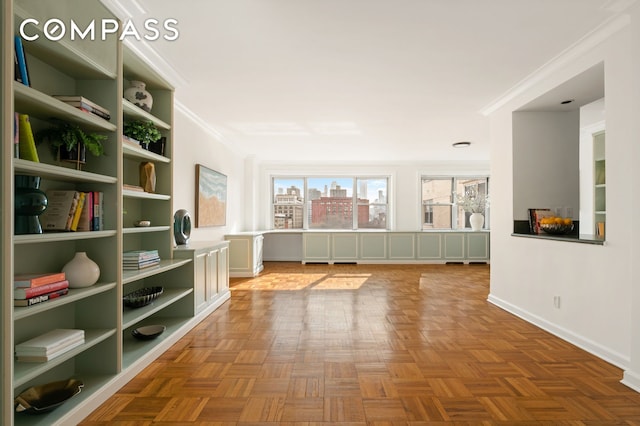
[81,262,640,425]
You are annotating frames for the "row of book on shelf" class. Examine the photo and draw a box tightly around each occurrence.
[15,328,85,363]
[15,34,111,123]
[123,249,160,270]
[40,190,104,232]
[13,271,70,307]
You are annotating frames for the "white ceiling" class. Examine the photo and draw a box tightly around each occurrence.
[106,0,631,163]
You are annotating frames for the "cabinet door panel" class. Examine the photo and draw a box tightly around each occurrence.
[332,233,358,260]
[466,233,489,260]
[207,250,219,301]
[194,252,208,312]
[417,234,442,260]
[444,234,465,260]
[303,234,331,262]
[360,233,386,260]
[388,233,415,259]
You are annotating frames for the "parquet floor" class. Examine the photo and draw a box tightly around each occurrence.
[81,262,640,425]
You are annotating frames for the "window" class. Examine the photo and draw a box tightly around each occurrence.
[271,176,389,230]
[421,176,489,230]
[357,178,387,229]
[273,178,304,229]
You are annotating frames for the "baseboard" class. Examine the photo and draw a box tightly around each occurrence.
[487,293,630,370]
[622,370,640,392]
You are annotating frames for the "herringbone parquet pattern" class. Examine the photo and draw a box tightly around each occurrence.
[81,262,640,425]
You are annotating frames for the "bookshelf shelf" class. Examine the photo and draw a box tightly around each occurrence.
[13,231,116,245]
[123,226,171,235]
[13,282,117,320]
[122,99,171,130]
[122,189,171,201]
[14,83,117,132]
[13,5,117,80]
[122,316,191,369]
[13,159,118,183]
[13,329,116,388]
[122,259,192,285]
[122,288,193,329]
[13,373,117,426]
[122,141,171,163]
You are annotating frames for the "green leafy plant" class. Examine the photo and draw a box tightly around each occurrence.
[36,121,107,157]
[123,120,161,146]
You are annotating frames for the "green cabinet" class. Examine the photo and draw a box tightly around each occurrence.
[444,233,465,260]
[388,233,416,260]
[360,233,387,260]
[417,233,442,260]
[303,233,332,263]
[299,231,489,264]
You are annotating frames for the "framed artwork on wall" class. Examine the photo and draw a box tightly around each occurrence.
[195,164,227,227]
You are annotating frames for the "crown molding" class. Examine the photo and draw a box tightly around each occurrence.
[480,12,631,116]
[174,100,246,157]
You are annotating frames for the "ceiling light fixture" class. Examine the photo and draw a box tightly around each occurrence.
[452,141,471,148]
[561,99,575,105]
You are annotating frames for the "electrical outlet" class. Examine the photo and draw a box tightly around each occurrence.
[553,296,561,309]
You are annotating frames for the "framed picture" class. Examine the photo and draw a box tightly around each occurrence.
[195,164,227,227]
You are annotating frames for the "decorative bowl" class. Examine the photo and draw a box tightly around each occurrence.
[540,223,574,235]
[132,324,166,340]
[123,286,163,308]
[15,378,84,413]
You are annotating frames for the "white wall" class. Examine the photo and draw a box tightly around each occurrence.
[171,103,246,242]
[488,18,636,380]
[512,110,580,220]
[627,4,640,392]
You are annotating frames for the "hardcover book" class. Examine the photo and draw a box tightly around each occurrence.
[14,35,30,86]
[14,280,69,300]
[40,190,80,231]
[15,328,85,351]
[14,288,69,307]
[17,114,39,162]
[14,272,66,288]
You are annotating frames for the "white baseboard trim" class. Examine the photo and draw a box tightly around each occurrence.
[487,294,630,370]
[622,370,640,392]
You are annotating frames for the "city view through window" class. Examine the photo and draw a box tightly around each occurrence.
[272,177,388,230]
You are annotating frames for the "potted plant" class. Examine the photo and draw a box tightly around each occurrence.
[455,187,489,231]
[123,120,161,150]
[36,121,107,168]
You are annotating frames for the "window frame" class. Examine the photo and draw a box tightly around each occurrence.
[420,175,490,230]
[271,175,390,230]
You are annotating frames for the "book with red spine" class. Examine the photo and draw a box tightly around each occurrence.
[14,288,69,307]
[14,272,66,288]
[14,280,69,300]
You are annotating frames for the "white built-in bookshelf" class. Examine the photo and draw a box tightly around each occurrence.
[0,1,229,424]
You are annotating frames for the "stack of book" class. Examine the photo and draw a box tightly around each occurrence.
[15,328,85,362]
[123,250,160,270]
[14,272,70,307]
[40,190,104,232]
[53,95,111,121]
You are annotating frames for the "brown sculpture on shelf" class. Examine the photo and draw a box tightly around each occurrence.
[139,162,156,193]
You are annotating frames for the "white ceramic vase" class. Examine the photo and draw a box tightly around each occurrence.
[62,252,100,288]
[124,80,153,112]
[470,212,484,231]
